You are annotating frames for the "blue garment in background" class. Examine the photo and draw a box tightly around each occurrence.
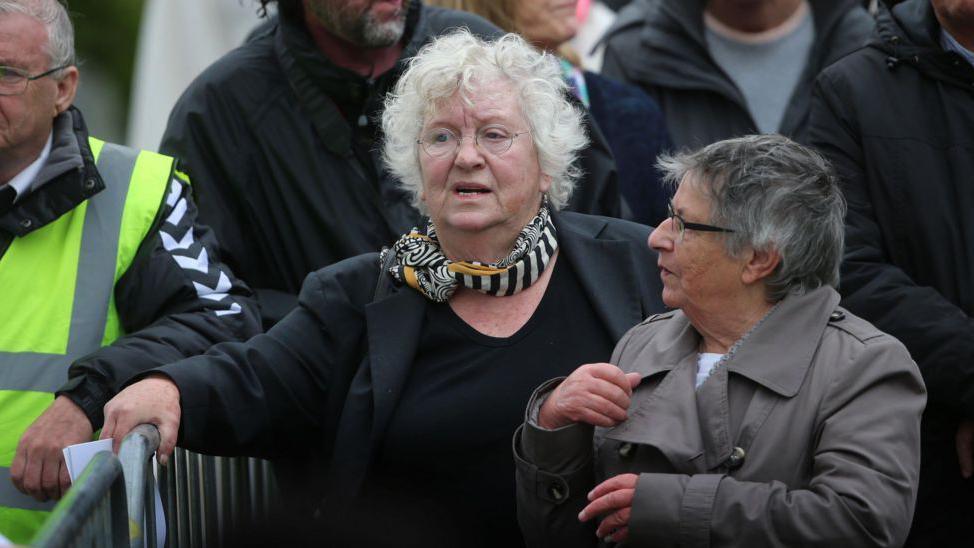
[584,71,672,227]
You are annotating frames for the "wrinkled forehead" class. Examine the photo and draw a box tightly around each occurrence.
[423,77,522,126]
[0,12,50,69]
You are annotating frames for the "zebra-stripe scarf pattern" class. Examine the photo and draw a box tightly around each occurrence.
[383,203,558,302]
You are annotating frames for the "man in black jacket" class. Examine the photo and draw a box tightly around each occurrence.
[809,0,974,544]
[160,0,623,328]
[602,0,873,149]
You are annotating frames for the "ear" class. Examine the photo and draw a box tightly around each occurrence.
[539,173,552,194]
[52,66,78,116]
[741,246,781,286]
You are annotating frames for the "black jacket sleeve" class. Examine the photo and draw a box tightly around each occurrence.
[149,254,378,459]
[59,173,262,428]
[159,77,299,327]
[809,71,974,417]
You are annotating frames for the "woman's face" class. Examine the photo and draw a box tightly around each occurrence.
[515,0,579,50]
[418,80,549,248]
[648,178,747,314]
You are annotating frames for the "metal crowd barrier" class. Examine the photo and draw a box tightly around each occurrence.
[30,424,279,547]
[31,445,129,547]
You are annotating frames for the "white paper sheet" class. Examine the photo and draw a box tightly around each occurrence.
[63,439,166,546]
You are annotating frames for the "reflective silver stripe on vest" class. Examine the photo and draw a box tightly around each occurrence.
[0,466,56,512]
[0,143,138,394]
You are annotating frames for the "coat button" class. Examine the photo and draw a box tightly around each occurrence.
[20,218,32,229]
[617,442,635,459]
[829,310,845,322]
[83,178,96,190]
[547,482,566,502]
[726,446,746,470]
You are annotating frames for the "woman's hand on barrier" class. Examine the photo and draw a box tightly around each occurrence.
[101,374,181,465]
[579,473,638,544]
[538,363,641,429]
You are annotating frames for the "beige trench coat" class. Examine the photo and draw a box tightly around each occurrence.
[515,287,926,547]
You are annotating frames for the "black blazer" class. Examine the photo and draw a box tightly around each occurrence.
[157,211,665,497]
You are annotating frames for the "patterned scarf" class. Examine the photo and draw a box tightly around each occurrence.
[382,202,558,302]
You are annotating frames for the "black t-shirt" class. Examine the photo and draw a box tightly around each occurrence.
[368,258,615,547]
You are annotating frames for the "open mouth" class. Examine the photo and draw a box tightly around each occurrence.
[455,185,490,197]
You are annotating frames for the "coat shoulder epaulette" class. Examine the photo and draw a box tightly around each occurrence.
[824,307,885,344]
[638,310,678,326]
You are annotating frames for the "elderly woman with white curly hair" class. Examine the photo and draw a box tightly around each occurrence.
[98,30,664,546]
[515,134,926,547]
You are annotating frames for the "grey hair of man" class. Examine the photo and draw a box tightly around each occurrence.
[382,30,588,212]
[657,134,847,302]
[0,0,75,76]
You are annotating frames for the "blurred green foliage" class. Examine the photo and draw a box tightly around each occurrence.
[67,0,145,109]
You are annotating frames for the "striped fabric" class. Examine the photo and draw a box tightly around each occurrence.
[384,202,558,302]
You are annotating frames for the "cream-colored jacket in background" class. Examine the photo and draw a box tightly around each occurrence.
[515,286,926,547]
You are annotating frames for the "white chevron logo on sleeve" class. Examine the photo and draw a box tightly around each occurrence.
[174,247,210,273]
[193,271,233,298]
[161,226,195,251]
[215,303,242,316]
[165,179,181,207]
[165,197,187,227]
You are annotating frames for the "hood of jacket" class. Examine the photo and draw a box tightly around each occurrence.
[609,0,867,96]
[872,0,974,87]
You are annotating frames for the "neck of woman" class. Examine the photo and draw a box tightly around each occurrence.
[438,229,521,264]
[688,290,776,354]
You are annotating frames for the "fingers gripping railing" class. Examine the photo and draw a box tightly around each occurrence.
[31,451,127,548]
[118,424,161,548]
[31,424,279,547]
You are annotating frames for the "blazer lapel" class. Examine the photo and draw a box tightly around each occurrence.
[558,216,646,341]
[365,288,427,449]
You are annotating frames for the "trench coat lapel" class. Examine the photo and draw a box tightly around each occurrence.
[365,287,427,450]
[557,215,647,340]
[696,363,733,470]
[605,317,707,472]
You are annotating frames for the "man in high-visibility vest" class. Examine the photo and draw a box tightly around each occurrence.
[0,1,262,543]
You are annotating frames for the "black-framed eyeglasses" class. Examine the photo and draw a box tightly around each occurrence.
[666,201,735,238]
[0,64,69,96]
[417,125,529,158]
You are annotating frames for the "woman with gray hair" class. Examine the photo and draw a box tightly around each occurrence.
[515,134,926,547]
[100,30,663,546]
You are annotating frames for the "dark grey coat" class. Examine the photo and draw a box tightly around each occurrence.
[601,0,873,149]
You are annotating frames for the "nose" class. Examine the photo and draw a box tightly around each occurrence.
[453,134,485,170]
[648,220,673,252]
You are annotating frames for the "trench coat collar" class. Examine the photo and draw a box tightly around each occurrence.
[363,212,650,455]
[629,286,841,397]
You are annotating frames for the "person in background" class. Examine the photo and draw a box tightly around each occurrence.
[126,0,267,151]
[515,134,925,547]
[427,0,672,226]
[810,0,974,544]
[602,0,873,149]
[97,31,665,547]
[0,0,260,543]
[159,0,625,330]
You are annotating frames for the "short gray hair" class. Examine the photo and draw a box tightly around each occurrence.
[658,134,847,302]
[382,30,587,212]
[0,0,75,75]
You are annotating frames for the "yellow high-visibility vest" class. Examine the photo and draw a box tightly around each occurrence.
[0,137,173,543]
